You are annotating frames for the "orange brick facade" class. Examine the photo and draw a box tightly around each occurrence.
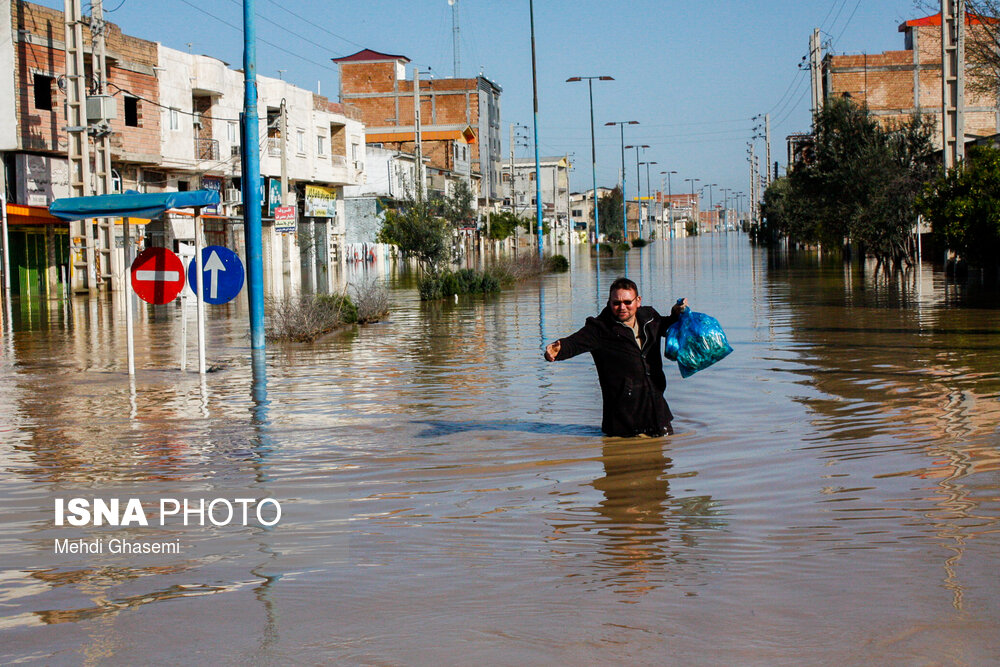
[825,14,999,146]
[11,0,161,165]
[334,50,503,200]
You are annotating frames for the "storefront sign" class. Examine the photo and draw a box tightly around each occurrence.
[304,185,336,218]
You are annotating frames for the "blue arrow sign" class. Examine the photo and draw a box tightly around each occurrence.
[187,245,245,304]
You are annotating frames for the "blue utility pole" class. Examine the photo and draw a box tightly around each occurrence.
[243,0,265,350]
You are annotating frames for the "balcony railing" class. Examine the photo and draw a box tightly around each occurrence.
[194,138,219,161]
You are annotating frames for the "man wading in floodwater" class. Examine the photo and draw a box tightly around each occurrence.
[544,277,688,437]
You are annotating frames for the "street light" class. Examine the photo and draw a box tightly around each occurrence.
[639,160,656,238]
[625,144,648,240]
[606,120,639,242]
[719,188,732,232]
[661,170,676,238]
[706,183,717,232]
[567,75,614,244]
[685,178,700,234]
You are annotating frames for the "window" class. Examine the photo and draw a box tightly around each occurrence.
[33,74,53,110]
[297,130,305,155]
[169,108,180,131]
[124,96,139,127]
[228,121,239,143]
[572,209,583,217]
[177,180,189,192]
[317,134,326,155]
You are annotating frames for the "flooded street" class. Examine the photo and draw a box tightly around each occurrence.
[2,234,999,665]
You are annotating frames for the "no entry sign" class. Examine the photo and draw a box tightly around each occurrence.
[130,247,186,304]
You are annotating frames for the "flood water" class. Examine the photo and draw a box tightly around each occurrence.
[2,234,999,665]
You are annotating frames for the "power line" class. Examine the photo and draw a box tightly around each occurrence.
[176,0,338,73]
[835,0,865,44]
[263,0,367,53]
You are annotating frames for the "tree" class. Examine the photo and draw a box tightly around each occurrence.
[439,179,476,229]
[919,145,1000,267]
[762,97,935,267]
[594,186,625,242]
[486,211,522,240]
[377,199,452,275]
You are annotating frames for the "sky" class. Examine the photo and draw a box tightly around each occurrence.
[34,0,927,204]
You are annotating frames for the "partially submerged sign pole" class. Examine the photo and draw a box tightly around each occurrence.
[242,0,266,351]
[123,217,136,375]
[194,206,207,374]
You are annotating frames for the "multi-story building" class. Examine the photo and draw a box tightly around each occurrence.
[502,156,571,235]
[332,49,503,207]
[2,0,161,297]
[823,11,1000,146]
[155,46,366,296]
[0,0,367,300]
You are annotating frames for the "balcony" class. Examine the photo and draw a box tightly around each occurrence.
[195,138,219,161]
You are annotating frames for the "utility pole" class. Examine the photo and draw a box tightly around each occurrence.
[64,0,95,293]
[810,28,823,119]
[764,113,772,189]
[942,0,966,169]
[90,0,113,291]
[414,68,424,200]
[242,0,266,351]
[450,0,460,78]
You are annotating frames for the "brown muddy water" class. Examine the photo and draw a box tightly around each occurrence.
[1,234,998,665]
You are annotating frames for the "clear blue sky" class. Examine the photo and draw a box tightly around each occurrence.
[36,0,926,202]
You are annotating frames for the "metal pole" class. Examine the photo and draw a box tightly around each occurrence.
[529,0,544,258]
[243,0,265,350]
[123,217,135,375]
[634,147,641,240]
[0,157,11,312]
[588,80,599,243]
[667,171,674,238]
[620,124,627,240]
[194,207,207,374]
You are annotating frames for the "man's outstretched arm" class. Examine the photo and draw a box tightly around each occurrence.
[544,340,561,362]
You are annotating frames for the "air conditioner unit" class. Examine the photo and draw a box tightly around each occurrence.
[354,160,364,170]
[224,188,241,203]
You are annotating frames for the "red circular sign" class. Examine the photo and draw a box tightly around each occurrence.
[130,247,186,304]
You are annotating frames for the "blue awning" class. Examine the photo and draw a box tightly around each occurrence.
[48,190,222,222]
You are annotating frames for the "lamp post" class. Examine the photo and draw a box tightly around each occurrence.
[567,76,614,245]
[606,121,639,242]
[529,0,543,258]
[661,170,676,238]
[625,144,648,240]
[705,183,717,232]
[684,178,700,234]
[720,187,730,230]
[639,160,656,239]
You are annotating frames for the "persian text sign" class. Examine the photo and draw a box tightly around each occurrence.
[304,185,336,218]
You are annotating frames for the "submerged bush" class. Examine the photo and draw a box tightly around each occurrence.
[631,238,648,248]
[418,268,503,300]
[547,254,569,272]
[266,292,357,342]
[350,278,391,324]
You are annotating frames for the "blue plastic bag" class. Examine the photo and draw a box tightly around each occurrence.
[664,299,733,378]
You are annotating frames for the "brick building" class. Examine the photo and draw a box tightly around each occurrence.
[333,49,503,205]
[824,12,1000,147]
[3,0,161,297]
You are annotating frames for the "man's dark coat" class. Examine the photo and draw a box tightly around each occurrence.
[555,305,679,437]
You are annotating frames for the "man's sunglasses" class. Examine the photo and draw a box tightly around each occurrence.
[610,299,634,306]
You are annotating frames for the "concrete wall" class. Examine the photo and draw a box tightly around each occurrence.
[0,0,16,149]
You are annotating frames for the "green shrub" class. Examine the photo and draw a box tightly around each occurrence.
[547,254,569,272]
[631,238,648,248]
[597,243,615,256]
[617,242,631,252]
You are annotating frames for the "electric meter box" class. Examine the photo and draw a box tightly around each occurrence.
[86,95,117,123]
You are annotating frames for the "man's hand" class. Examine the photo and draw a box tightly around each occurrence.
[671,298,689,318]
[544,340,561,362]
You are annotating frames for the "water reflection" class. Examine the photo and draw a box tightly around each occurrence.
[550,439,725,600]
